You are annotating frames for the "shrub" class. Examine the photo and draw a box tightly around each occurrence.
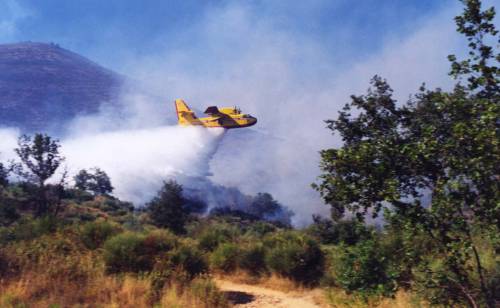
[62,188,94,202]
[307,215,372,245]
[103,232,145,273]
[80,221,122,250]
[167,243,208,279]
[0,249,8,277]
[210,242,240,273]
[239,243,266,275]
[103,230,178,273]
[209,207,259,221]
[334,239,398,297]
[264,231,324,284]
[198,225,235,252]
[0,202,20,226]
[190,276,229,308]
[245,221,277,237]
[0,216,59,245]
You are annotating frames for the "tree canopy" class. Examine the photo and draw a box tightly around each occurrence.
[315,1,499,306]
[15,134,64,187]
[74,168,114,196]
[147,180,189,234]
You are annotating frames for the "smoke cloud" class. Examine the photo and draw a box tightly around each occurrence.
[62,126,224,205]
[112,3,464,225]
[0,127,19,161]
[0,124,227,206]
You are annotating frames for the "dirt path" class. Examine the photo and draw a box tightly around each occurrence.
[215,279,325,308]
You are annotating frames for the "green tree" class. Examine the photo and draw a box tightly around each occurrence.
[74,168,113,195]
[147,180,188,234]
[0,162,8,188]
[448,0,499,97]
[15,134,65,216]
[16,134,63,187]
[0,159,20,226]
[315,1,498,306]
[335,239,398,297]
[308,215,372,245]
[248,192,293,225]
[74,169,91,191]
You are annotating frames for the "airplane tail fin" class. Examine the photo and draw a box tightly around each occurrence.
[175,99,202,126]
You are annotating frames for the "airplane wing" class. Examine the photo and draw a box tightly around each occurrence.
[204,106,222,115]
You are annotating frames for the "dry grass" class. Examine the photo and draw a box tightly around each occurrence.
[1,273,229,307]
[325,288,429,308]
[1,272,146,307]
[215,271,303,293]
[0,230,227,307]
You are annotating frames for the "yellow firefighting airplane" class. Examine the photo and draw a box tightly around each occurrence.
[175,99,257,129]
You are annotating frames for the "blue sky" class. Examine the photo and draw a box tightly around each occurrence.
[1,0,453,73]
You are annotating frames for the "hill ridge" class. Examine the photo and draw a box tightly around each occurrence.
[0,42,123,133]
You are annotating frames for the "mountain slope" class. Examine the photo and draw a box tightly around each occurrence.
[0,42,123,133]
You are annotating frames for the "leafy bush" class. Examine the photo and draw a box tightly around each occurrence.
[103,232,144,273]
[62,188,94,202]
[334,239,398,297]
[0,249,8,277]
[239,243,266,275]
[103,230,177,273]
[210,242,240,273]
[0,202,20,226]
[80,221,122,250]
[264,231,324,284]
[167,243,208,279]
[150,241,208,300]
[209,206,260,221]
[307,216,372,245]
[198,225,236,252]
[245,221,278,237]
[0,216,59,245]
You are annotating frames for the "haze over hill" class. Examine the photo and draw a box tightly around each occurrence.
[0,42,123,133]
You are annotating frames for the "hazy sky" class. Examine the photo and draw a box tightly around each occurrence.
[1,0,453,74]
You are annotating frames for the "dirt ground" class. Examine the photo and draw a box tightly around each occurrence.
[215,279,327,308]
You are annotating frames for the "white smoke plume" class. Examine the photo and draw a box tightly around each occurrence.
[1,124,225,203]
[0,127,19,161]
[62,126,224,205]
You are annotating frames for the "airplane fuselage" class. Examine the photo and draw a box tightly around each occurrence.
[175,99,257,129]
